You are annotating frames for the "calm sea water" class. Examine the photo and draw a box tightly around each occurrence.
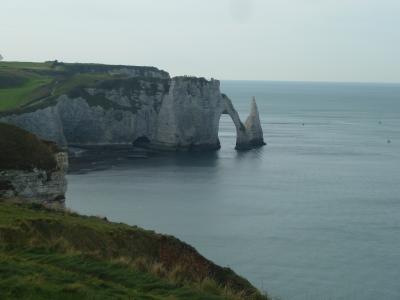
[67,81,400,300]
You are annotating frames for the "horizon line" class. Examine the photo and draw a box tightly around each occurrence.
[219,79,400,85]
[2,60,399,85]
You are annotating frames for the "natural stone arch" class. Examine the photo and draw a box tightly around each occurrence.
[220,95,266,150]
[220,95,248,149]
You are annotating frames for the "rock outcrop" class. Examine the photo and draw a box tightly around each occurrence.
[1,65,265,151]
[220,94,265,150]
[0,123,68,206]
[0,153,68,206]
[152,77,223,150]
[243,97,267,148]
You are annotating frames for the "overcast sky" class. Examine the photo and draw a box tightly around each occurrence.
[1,0,399,82]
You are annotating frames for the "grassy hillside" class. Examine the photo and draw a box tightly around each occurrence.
[0,122,59,171]
[0,68,52,111]
[0,202,268,300]
[0,61,169,114]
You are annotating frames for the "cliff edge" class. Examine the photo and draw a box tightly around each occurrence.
[0,61,265,151]
[0,202,269,299]
[0,123,68,206]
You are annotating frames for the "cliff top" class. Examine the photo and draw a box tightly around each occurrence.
[0,61,170,114]
[0,201,268,299]
[0,122,59,171]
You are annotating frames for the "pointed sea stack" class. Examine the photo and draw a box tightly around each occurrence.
[229,96,266,150]
[244,97,266,148]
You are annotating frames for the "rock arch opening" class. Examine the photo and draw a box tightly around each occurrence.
[218,114,237,149]
[220,95,266,150]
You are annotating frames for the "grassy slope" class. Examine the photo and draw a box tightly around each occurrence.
[0,249,226,300]
[0,62,55,111]
[0,122,59,171]
[0,61,112,112]
[0,67,52,111]
[0,202,268,300]
[0,61,168,114]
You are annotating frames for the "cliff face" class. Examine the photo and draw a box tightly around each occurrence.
[0,152,68,206]
[0,123,68,206]
[1,64,265,151]
[152,77,223,150]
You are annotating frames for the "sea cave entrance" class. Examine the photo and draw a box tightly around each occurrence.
[132,136,150,148]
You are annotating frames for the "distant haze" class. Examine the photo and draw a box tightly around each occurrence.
[1,0,399,83]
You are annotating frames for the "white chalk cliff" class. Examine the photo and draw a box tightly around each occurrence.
[0,152,68,206]
[1,67,265,151]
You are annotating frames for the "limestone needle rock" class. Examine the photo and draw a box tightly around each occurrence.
[244,97,266,147]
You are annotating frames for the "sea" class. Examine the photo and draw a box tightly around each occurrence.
[67,80,400,300]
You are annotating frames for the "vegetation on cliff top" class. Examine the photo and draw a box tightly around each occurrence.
[0,201,268,300]
[0,61,170,114]
[0,122,59,171]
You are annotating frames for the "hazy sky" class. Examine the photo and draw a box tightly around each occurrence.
[1,0,399,82]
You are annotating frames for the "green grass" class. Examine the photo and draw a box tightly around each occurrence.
[54,73,112,95]
[0,61,53,70]
[0,249,228,300]
[0,77,52,111]
[0,202,269,300]
[0,67,53,111]
[0,61,169,114]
